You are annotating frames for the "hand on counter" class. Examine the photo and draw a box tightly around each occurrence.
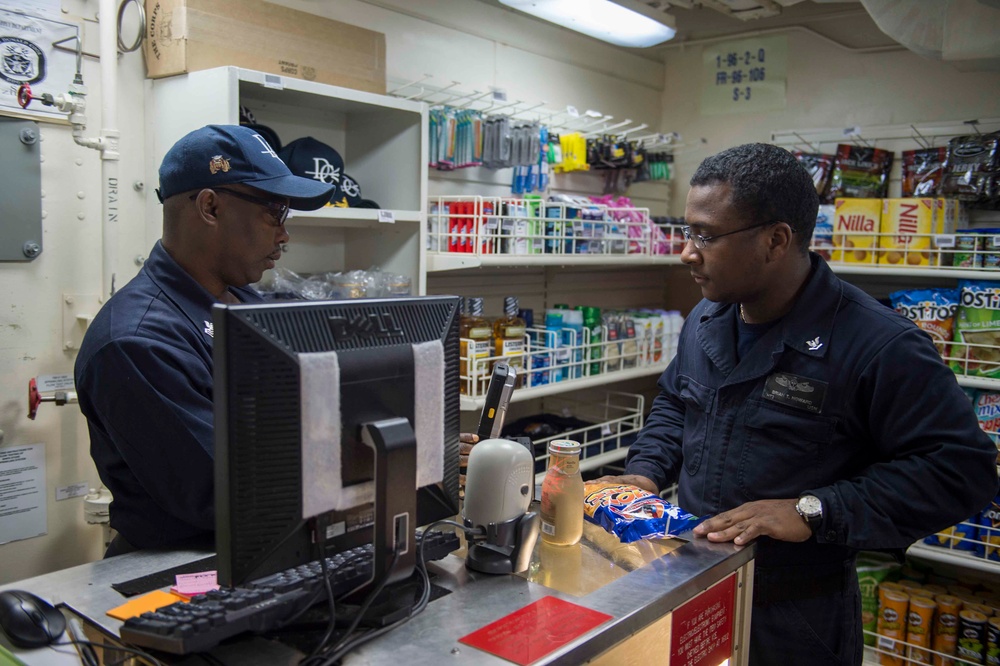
[693,499,812,546]
[458,433,479,495]
[587,474,659,496]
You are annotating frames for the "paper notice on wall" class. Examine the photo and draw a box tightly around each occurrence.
[0,7,81,122]
[700,36,787,116]
[0,444,47,545]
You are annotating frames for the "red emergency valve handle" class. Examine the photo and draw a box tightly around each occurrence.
[17,84,32,109]
[28,377,41,420]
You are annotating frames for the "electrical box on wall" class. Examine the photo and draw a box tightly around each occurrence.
[0,118,43,261]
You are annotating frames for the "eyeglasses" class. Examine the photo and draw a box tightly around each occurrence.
[190,187,289,226]
[681,221,778,250]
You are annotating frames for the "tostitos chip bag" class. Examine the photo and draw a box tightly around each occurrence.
[583,483,705,543]
[951,280,1000,378]
[890,288,959,357]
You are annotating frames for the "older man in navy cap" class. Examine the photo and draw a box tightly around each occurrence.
[75,125,334,556]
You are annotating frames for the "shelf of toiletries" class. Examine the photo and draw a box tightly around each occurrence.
[427,195,686,271]
[458,310,682,412]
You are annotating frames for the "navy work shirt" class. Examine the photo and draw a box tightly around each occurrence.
[75,240,261,549]
[626,254,998,570]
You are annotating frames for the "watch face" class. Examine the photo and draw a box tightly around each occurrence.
[798,495,822,516]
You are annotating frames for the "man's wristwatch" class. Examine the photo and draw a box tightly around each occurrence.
[795,494,823,532]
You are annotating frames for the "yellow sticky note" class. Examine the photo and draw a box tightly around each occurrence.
[106,589,185,620]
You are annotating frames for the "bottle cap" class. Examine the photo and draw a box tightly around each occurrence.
[548,439,581,456]
[504,296,519,316]
[468,297,485,317]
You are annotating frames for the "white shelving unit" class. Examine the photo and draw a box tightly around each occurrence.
[145,66,429,293]
[460,364,668,412]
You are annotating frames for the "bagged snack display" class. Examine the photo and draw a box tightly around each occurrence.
[879,198,938,266]
[950,280,1000,378]
[832,198,881,264]
[940,132,1000,205]
[890,288,960,356]
[902,147,948,197]
[583,482,705,543]
[972,390,1000,444]
[828,144,893,200]
[794,152,835,201]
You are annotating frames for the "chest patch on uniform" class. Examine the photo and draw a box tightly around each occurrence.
[762,373,828,414]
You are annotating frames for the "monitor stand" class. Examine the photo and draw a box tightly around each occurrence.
[362,418,417,588]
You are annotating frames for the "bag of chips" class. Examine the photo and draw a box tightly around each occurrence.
[890,288,960,357]
[583,482,705,543]
[950,280,1000,378]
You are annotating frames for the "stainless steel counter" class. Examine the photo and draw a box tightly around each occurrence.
[1,525,754,665]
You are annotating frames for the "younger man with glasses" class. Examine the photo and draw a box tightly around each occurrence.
[596,143,998,665]
[75,125,334,556]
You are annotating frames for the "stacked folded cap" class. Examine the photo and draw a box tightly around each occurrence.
[278,136,380,209]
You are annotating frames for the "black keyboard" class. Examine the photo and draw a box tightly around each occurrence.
[119,530,460,655]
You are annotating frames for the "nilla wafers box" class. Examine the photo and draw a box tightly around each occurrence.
[879,198,938,267]
[832,198,881,264]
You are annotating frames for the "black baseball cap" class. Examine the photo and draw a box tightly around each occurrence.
[156,124,334,210]
[278,137,345,205]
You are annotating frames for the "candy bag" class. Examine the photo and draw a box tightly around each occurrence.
[583,482,705,543]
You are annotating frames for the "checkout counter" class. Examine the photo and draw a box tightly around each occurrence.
[0,522,754,665]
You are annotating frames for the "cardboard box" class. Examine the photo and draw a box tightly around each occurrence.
[832,198,881,264]
[143,0,386,93]
[879,198,936,266]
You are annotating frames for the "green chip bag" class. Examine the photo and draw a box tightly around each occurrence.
[951,280,1000,379]
[857,559,898,646]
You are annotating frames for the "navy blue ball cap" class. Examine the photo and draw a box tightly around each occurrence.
[156,124,334,210]
[278,137,345,205]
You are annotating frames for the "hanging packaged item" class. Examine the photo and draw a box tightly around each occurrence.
[828,144,893,199]
[794,152,835,202]
[901,147,948,197]
[939,132,1000,205]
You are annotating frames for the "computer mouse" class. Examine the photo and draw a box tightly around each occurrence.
[0,589,66,649]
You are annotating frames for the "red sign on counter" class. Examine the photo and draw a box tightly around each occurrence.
[670,573,737,666]
[459,595,612,665]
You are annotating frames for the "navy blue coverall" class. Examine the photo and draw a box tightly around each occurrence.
[625,254,999,665]
[75,240,261,550]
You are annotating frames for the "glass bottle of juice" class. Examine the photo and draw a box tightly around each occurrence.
[540,439,584,546]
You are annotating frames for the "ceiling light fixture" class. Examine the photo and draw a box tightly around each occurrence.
[498,0,677,48]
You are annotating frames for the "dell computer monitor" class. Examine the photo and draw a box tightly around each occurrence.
[212,296,461,588]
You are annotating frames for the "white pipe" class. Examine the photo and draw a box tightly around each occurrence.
[99,0,120,300]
